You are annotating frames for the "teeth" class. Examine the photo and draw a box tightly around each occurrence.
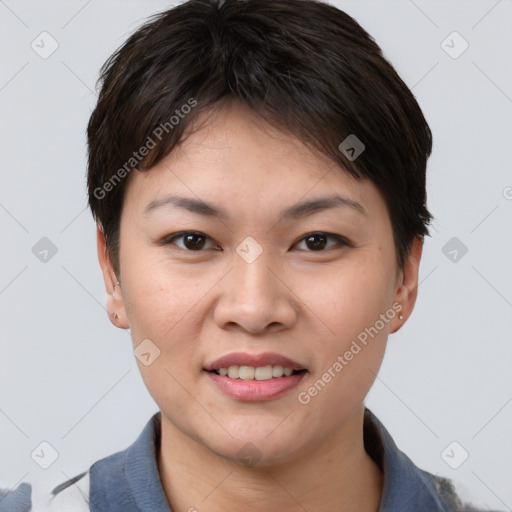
[239,366,255,380]
[255,366,272,380]
[214,365,299,380]
[272,365,284,377]
[227,366,239,379]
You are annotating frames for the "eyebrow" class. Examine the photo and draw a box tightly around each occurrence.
[143,193,367,220]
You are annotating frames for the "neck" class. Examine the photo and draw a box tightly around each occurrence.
[157,406,383,512]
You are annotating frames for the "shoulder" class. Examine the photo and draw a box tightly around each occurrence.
[1,475,90,512]
[362,408,504,512]
[0,481,31,512]
[404,452,505,512]
[427,472,489,511]
[31,471,90,512]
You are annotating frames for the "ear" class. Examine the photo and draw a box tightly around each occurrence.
[96,224,129,329]
[390,236,424,334]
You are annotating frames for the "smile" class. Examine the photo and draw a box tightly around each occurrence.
[204,367,308,401]
[211,365,305,381]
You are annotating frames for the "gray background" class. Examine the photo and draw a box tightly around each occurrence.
[0,0,511,509]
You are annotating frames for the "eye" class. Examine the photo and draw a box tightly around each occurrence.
[160,231,350,253]
[161,231,219,251]
[294,232,350,252]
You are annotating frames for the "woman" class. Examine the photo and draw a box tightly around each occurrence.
[2,0,503,510]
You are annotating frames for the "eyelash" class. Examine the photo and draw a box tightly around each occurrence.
[160,231,352,253]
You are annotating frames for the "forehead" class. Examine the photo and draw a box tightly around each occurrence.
[122,100,387,223]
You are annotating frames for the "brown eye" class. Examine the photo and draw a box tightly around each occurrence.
[163,231,218,251]
[182,233,206,250]
[295,232,349,251]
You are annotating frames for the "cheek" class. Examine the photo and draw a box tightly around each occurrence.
[305,258,392,343]
[294,260,391,403]
[121,246,207,339]
[121,252,220,385]
[125,271,205,416]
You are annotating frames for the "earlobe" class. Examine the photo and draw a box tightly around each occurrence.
[390,236,424,333]
[96,224,129,329]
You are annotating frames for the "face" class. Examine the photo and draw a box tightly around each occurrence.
[98,99,422,466]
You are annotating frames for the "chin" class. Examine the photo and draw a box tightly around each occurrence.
[203,427,304,469]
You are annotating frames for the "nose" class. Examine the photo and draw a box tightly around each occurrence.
[213,246,298,334]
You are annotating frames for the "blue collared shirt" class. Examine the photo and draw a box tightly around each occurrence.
[0,408,500,511]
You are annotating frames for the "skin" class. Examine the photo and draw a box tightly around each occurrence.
[97,98,423,512]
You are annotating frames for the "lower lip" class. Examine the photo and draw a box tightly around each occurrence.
[204,370,307,401]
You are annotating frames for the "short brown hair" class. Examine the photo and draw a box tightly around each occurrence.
[87,0,433,277]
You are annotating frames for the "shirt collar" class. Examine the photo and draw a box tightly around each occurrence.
[363,408,449,511]
[123,411,172,512]
[89,411,171,512]
[90,408,450,512]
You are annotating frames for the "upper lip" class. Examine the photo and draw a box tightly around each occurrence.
[204,352,306,371]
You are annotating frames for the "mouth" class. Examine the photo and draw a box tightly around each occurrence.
[207,365,307,381]
[203,351,307,376]
[203,352,308,401]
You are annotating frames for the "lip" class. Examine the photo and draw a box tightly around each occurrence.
[203,351,306,372]
[205,370,308,401]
